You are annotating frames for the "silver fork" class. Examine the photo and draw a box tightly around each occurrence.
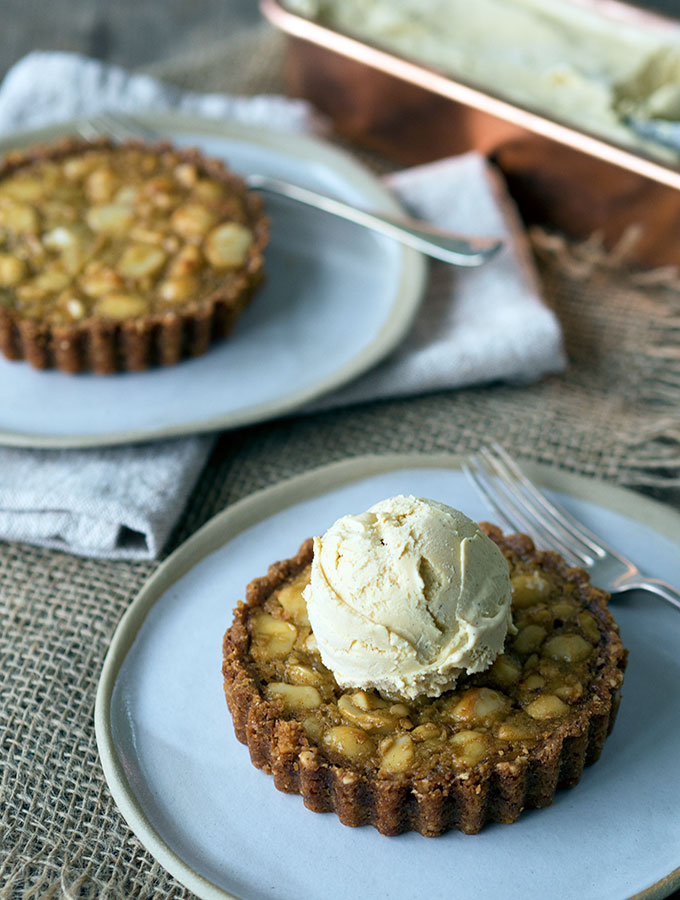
[74,111,502,268]
[463,443,680,612]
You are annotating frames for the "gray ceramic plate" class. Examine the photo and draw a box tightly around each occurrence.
[0,114,426,448]
[96,454,680,900]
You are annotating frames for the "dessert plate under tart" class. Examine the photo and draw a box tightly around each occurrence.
[95,454,680,900]
[0,113,426,448]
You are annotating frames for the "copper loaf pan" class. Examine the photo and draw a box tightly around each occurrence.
[262,0,680,265]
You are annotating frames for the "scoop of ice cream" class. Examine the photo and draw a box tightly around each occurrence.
[303,495,513,700]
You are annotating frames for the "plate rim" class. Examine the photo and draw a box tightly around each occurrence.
[0,113,426,449]
[95,452,680,900]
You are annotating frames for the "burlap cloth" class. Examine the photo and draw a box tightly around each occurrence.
[2,24,680,900]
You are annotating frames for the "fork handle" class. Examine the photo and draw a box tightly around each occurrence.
[622,577,680,612]
[245,174,503,267]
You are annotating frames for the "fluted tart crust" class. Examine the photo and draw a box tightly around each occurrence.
[222,525,627,836]
[0,137,268,373]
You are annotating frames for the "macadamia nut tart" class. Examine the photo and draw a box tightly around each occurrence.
[0,137,268,373]
[222,525,627,836]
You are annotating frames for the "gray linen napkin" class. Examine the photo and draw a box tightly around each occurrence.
[312,153,565,410]
[0,51,565,560]
[0,439,209,558]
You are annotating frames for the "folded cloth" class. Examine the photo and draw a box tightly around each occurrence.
[0,50,324,135]
[0,51,565,560]
[313,153,566,409]
[0,438,209,559]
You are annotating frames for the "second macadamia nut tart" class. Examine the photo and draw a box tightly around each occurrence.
[222,525,627,836]
[0,137,269,373]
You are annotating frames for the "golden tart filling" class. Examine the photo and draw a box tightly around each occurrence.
[0,138,268,373]
[223,524,627,836]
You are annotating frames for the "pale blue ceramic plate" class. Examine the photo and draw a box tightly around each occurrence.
[96,454,680,900]
[0,114,425,448]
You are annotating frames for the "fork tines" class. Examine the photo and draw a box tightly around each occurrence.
[76,111,157,144]
[463,443,611,568]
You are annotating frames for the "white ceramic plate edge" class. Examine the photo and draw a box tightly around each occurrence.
[0,114,427,449]
[94,453,680,900]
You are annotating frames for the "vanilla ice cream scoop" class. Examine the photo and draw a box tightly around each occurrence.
[303,495,513,700]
